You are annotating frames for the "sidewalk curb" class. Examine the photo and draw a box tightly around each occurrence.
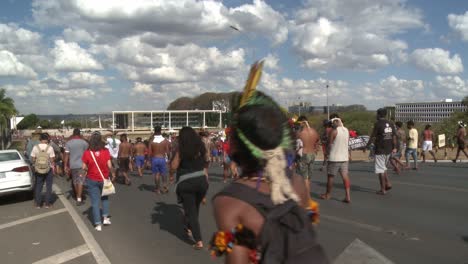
[53,184,111,264]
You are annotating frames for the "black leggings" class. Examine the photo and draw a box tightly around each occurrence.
[177,177,208,242]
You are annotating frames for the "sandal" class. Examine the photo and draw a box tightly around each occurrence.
[385,185,392,191]
[376,190,386,195]
[342,199,351,204]
[320,194,330,200]
[193,242,203,250]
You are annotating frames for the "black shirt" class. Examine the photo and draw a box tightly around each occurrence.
[373,119,396,155]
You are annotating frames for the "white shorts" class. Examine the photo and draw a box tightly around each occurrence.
[422,141,433,151]
[375,154,390,174]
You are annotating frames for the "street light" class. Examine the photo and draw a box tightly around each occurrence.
[326,84,330,120]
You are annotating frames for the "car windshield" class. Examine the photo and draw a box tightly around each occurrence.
[0,152,21,162]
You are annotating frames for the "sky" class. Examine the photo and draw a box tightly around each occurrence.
[0,0,467,115]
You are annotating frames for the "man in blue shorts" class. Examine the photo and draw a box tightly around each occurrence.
[133,137,147,177]
[149,126,170,194]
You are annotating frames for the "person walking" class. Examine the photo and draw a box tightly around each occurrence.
[389,121,406,174]
[210,78,327,263]
[82,132,112,231]
[321,117,351,203]
[367,109,397,195]
[296,115,319,194]
[31,133,55,208]
[64,128,88,206]
[105,132,120,182]
[453,121,468,163]
[171,127,209,250]
[405,120,418,170]
[421,124,437,163]
[133,137,147,177]
[149,126,170,194]
[118,134,132,185]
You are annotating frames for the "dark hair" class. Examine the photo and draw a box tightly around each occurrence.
[40,133,49,141]
[154,126,162,135]
[395,121,403,128]
[322,119,331,127]
[73,128,81,136]
[136,137,142,142]
[297,115,308,122]
[377,108,387,118]
[231,92,290,174]
[425,124,431,129]
[329,113,340,120]
[407,120,415,127]
[89,133,105,151]
[178,127,205,161]
[120,133,127,142]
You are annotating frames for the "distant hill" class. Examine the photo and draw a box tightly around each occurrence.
[167,92,237,110]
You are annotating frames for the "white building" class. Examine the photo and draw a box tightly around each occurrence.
[112,110,224,132]
[395,100,466,123]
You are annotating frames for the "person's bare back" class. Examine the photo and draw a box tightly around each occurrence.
[150,140,169,158]
[299,126,319,154]
[119,142,132,158]
[134,142,146,156]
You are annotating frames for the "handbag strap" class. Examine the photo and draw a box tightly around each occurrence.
[90,151,106,181]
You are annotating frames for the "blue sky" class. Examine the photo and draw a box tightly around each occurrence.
[0,0,467,114]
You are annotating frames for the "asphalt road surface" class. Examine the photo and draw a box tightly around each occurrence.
[2,161,467,264]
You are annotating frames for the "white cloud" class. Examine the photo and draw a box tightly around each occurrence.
[52,40,103,71]
[132,82,153,93]
[0,50,37,78]
[410,48,463,74]
[0,23,42,54]
[63,28,95,43]
[68,72,106,86]
[32,0,287,46]
[448,11,468,41]
[290,0,423,71]
[263,54,279,70]
[433,75,468,98]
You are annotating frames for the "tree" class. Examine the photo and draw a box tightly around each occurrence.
[17,114,40,129]
[0,89,18,149]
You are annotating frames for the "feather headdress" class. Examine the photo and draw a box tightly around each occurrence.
[239,60,264,108]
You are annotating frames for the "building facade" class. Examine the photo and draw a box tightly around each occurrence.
[395,100,466,123]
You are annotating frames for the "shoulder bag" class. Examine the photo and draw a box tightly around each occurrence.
[90,151,116,196]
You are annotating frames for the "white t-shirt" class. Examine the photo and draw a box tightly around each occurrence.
[106,137,121,158]
[30,143,55,159]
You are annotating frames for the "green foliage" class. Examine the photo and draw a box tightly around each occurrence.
[0,88,18,125]
[17,114,39,129]
[339,111,376,135]
[432,111,467,138]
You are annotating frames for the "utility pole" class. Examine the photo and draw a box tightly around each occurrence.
[326,84,330,120]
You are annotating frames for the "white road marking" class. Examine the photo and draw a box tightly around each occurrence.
[53,184,111,264]
[321,214,383,232]
[334,238,395,264]
[0,208,67,231]
[32,244,90,264]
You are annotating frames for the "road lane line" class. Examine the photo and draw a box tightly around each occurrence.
[321,214,383,232]
[53,184,111,264]
[0,208,67,230]
[32,244,90,264]
[360,178,468,193]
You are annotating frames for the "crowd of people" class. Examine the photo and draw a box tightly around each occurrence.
[23,60,467,263]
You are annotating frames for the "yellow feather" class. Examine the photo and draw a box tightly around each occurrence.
[240,60,264,107]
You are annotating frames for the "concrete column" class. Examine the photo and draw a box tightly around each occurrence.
[186,112,189,126]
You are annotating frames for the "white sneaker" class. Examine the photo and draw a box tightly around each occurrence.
[103,218,111,226]
[95,225,102,231]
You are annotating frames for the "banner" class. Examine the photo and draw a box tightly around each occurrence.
[438,134,445,148]
[348,136,370,150]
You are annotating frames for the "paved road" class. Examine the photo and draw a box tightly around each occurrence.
[2,161,468,263]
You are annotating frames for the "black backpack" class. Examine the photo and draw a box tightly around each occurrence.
[216,183,329,264]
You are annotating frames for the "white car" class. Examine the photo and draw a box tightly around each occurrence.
[0,149,34,197]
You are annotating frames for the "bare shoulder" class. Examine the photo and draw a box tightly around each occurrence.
[213,195,243,229]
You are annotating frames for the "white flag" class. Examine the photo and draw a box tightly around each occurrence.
[60,120,65,125]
